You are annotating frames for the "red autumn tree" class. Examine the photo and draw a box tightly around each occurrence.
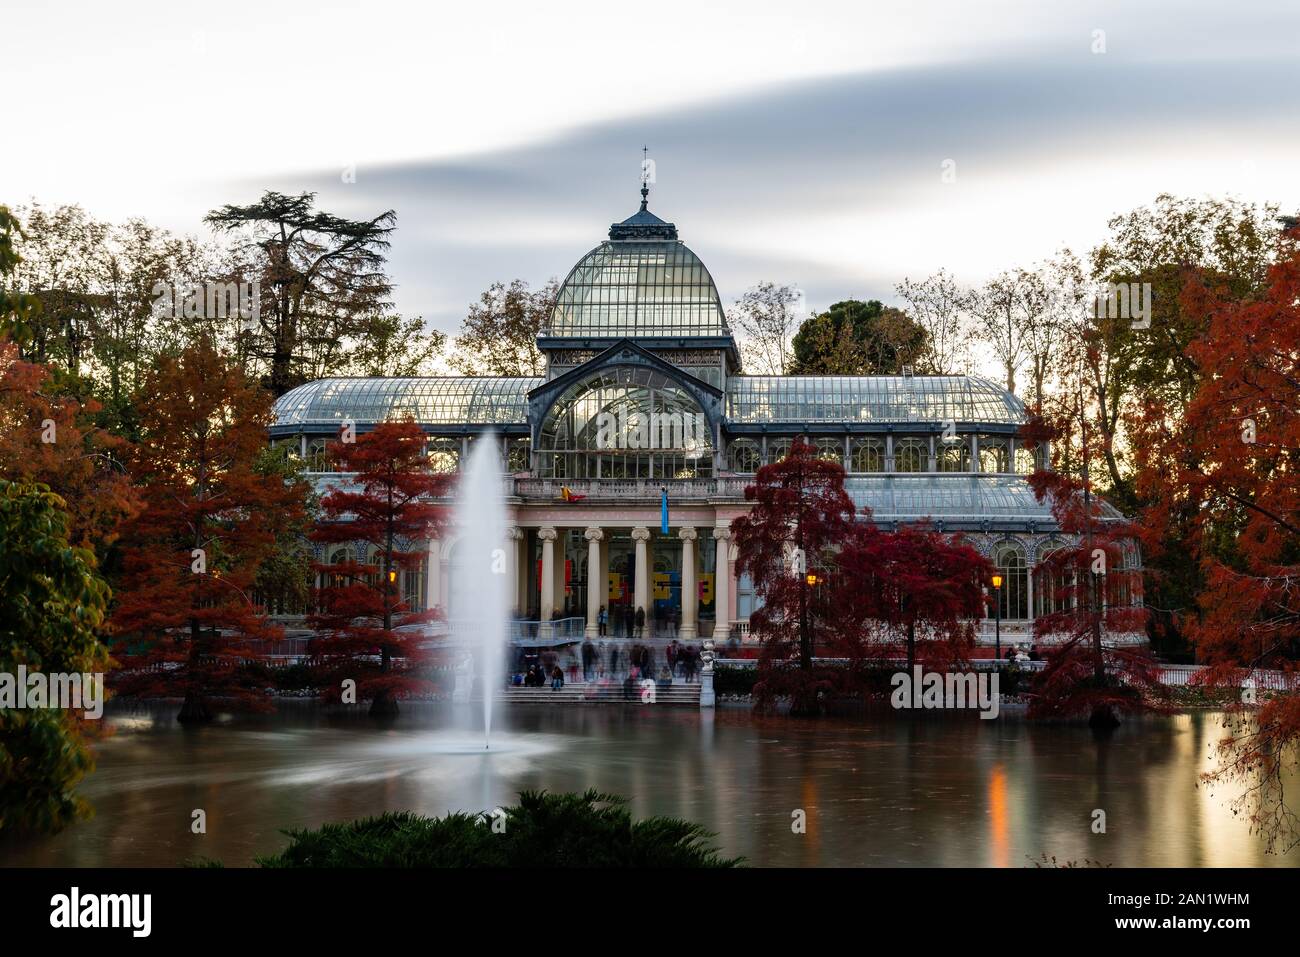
[0,338,138,558]
[833,522,992,673]
[732,437,857,713]
[309,419,451,716]
[1024,412,1166,728]
[1134,239,1300,850]
[110,341,307,722]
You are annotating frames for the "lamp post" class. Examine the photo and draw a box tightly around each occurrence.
[991,574,1003,661]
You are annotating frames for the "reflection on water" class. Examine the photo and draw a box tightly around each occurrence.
[1,701,1296,868]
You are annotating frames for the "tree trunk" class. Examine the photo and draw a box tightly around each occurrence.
[1088,702,1119,729]
[370,645,398,716]
[177,691,212,723]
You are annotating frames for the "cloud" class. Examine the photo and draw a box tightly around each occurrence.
[249,54,1297,333]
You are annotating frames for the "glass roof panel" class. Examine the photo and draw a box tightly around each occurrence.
[726,375,1026,426]
[273,377,540,427]
[845,475,1056,522]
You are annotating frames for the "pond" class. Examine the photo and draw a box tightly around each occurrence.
[2,701,1295,867]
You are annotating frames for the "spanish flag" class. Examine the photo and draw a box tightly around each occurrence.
[559,485,586,502]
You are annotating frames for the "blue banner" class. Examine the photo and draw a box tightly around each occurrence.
[660,487,669,534]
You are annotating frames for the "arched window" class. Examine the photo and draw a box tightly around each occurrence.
[814,438,842,463]
[894,438,927,473]
[270,437,302,463]
[767,438,792,463]
[537,365,714,479]
[937,438,970,472]
[1106,543,1140,609]
[1034,545,1074,619]
[427,437,460,474]
[506,437,530,473]
[979,438,1009,474]
[850,438,885,473]
[325,546,357,590]
[306,438,330,473]
[994,542,1028,620]
[728,439,761,473]
[1014,442,1040,474]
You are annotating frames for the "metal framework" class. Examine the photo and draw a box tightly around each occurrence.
[272,377,539,428]
[725,375,1026,426]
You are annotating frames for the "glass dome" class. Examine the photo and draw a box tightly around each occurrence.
[547,240,727,339]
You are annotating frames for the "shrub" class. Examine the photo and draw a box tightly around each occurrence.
[713,666,759,697]
[256,790,742,868]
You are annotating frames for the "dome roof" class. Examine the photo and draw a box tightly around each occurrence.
[545,191,727,339]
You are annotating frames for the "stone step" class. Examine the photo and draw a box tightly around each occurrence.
[502,683,702,706]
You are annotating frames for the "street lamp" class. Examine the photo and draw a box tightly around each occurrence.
[991,574,1003,661]
[805,573,818,587]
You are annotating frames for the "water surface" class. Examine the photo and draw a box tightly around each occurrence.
[2,701,1294,868]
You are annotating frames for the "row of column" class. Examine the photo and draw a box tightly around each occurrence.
[425,525,736,639]
[573,524,732,641]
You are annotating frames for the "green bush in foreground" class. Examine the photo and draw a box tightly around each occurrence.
[256,790,742,868]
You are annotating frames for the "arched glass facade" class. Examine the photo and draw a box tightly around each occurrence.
[538,366,714,479]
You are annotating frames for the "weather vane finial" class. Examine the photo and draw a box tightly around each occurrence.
[640,146,650,211]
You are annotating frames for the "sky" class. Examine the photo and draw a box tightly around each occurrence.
[3,0,1298,338]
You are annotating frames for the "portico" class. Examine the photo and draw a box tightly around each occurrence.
[484,508,740,643]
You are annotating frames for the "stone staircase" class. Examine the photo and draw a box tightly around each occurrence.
[502,680,702,707]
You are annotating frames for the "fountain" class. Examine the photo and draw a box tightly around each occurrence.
[448,431,511,748]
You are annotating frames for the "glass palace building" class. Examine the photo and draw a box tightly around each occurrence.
[271,192,1143,652]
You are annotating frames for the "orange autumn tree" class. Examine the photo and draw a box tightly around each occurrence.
[110,341,307,722]
[833,522,992,675]
[309,420,451,717]
[1134,238,1300,851]
[0,338,138,559]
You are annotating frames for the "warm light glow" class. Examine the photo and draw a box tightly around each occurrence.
[806,573,818,586]
[388,570,397,583]
[991,575,1003,589]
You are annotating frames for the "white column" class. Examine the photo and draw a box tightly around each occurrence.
[680,527,699,640]
[713,526,731,641]
[505,527,522,616]
[439,544,451,617]
[631,526,651,622]
[425,538,442,612]
[539,527,557,623]
[728,542,740,627]
[584,527,603,638]
[552,529,566,617]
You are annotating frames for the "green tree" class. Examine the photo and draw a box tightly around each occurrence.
[789,299,925,374]
[731,281,801,375]
[337,313,444,377]
[451,278,558,376]
[0,206,43,344]
[0,481,111,834]
[205,191,398,396]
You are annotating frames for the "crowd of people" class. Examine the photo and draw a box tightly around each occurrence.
[513,637,707,692]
